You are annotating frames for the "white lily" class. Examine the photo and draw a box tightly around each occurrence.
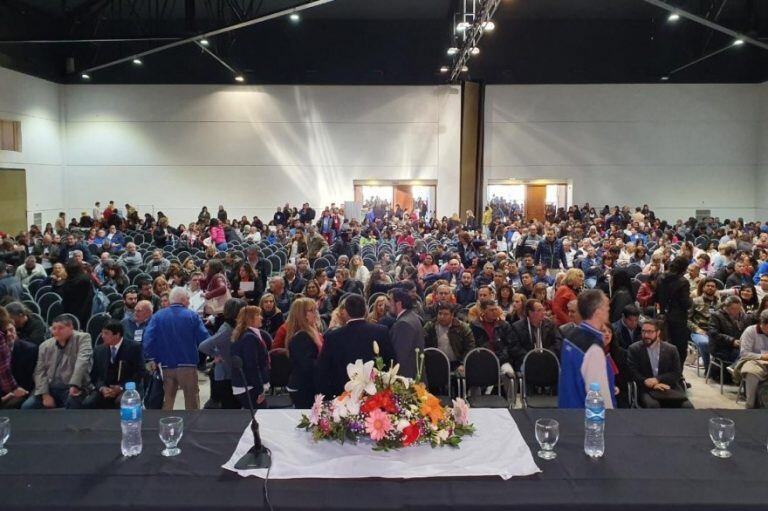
[344,359,377,399]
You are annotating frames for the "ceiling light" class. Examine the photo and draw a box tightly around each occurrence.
[456,21,470,31]
[235,75,245,82]
[461,65,469,72]
[732,38,744,46]
[660,76,669,81]
[440,66,449,73]
[200,39,209,46]
[81,73,90,80]
[447,47,459,56]
[667,13,680,22]
[132,58,142,65]
[482,20,495,31]
[289,13,300,22]
[470,47,480,56]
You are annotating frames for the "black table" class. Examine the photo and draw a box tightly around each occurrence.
[1,409,766,510]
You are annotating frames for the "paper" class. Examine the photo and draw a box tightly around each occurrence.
[189,292,206,312]
[223,409,540,480]
[239,281,255,292]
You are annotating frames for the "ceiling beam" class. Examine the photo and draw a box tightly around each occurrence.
[80,0,334,75]
[0,37,180,43]
[641,0,768,51]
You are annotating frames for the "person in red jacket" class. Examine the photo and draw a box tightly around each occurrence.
[553,269,584,326]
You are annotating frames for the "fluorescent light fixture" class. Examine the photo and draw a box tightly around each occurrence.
[482,20,495,31]
[732,38,744,46]
[200,39,210,46]
[456,21,470,31]
[289,13,300,22]
[447,47,459,55]
[235,75,245,82]
[660,76,669,81]
[81,73,90,80]
[460,65,469,72]
[470,47,480,56]
[440,66,449,73]
[132,58,142,65]
[667,13,680,22]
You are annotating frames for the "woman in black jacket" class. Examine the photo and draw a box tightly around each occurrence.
[609,268,636,323]
[58,260,94,330]
[230,306,271,409]
[656,256,693,365]
[232,263,264,305]
[285,298,322,408]
[259,293,285,337]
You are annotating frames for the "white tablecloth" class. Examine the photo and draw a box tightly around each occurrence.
[222,408,540,480]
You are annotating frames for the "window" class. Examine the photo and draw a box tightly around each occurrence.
[0,120,21,152]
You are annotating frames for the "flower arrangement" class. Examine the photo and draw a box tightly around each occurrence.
[297,342,474,450]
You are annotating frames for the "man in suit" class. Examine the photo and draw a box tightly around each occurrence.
[0,324,38,409]
[628,319,692,409]
[612,304,642,350]
[388,288,426,379]
[83,320,146,409]
[316,295,395,398]
[509,299,563,371]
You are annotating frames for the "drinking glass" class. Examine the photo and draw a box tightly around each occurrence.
[535,418,559,460]
[0,417,9,456]
[159,417,183,457]
[709,417,735,458]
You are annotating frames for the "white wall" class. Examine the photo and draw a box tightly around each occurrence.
[757,83,768,221]
[0,67,65,227]
[485,84,762,221]
[61,84,461,223]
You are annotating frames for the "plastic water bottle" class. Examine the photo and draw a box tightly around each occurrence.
[584,382,605,458]
[120,381,143,457]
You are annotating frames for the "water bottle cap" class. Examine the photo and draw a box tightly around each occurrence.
[125,382,136,391]
[589,382,600,392]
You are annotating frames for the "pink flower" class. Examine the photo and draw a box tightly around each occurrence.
[309,394,324,425]
[451,398,470,426]
[365,409,393,441]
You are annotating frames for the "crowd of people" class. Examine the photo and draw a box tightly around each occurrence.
[2,197,768,412]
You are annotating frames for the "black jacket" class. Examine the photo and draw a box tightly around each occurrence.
[627,341,684,393]
[315,320,395,398]
[508,318,563,370]
[230,329,270,391]
[287,331,320,408]
[708,311,746,358]
[90,340,146,391]
[469,320,514,366]
[11,338,38,392]
[58,273,94,330]
[612,319,641,350]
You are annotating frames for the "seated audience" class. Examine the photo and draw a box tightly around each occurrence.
[612,304,642,350]
[708,295,747,364]
[733,310,768,408]
[5,302,47,346]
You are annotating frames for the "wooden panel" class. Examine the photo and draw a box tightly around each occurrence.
[525,185,546,222]
[0,169,27,234]
[394,185,414,213]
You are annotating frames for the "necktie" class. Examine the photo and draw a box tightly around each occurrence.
[110,346,118,364]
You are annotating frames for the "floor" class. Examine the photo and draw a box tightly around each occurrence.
[171,361,745,411]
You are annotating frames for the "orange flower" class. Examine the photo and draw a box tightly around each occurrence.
[420,395,445,425]
[413,383,428,401]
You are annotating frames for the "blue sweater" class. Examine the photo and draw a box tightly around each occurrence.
[143,304,209,369]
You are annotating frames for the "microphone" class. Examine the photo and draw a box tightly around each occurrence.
[231,355,272,469]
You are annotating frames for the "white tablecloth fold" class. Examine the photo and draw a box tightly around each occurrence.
[222,408,541,480]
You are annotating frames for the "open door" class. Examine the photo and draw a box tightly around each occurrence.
[525,185,546,222]
[0,168,27,234]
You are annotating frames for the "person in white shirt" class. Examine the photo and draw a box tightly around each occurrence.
[736,310,768,408]
[15,256,46,286]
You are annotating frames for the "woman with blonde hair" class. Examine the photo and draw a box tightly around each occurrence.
[285,297,323,408]
[152,275,170,296]
[552,268,584,326]
[349,254,371,286]
[367,295,390,324]
[230,306,271,409]
[259,293,284,336]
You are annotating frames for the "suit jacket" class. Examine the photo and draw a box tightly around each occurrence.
[627,341,684,393]
[316,320,395,398]
[90,340,145,392]
[612,319,641,350]
[19,314,48,346]
[389,310,426,379]
[11,338,38,392]
[509,318,562,370]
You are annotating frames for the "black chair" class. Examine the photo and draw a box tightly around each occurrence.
[23,300,40,315]
[312,258,329,271]
[28,277,47,297]
[46,301,63,325]
[706,356,731,394]
[30,313,51,338]
[712,278,725,290]
[38,292,61,323]
[86,312,111,347]
[132,272,152,285]
[462,348,510,408]
[108,300,125,320]
[423,348,452,406]
[266,348,293,409]
[367,292,388,307]
[520,348,560,408]
[35,285,53,302]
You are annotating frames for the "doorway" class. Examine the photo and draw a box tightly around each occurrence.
[354,180,437,219]
[0,168,27,234]
[487,181,569,221]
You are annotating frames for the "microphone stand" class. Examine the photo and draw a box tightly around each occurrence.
[232,356,272,469]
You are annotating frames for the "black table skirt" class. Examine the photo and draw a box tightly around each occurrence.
[1,408,766,510]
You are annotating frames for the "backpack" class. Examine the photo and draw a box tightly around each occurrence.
[91,287,110,316]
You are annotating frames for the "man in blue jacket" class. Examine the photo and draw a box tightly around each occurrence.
[534,228,568,271]
[143,287,209,410]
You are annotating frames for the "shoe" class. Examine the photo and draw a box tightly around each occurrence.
[203,399,221,410]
